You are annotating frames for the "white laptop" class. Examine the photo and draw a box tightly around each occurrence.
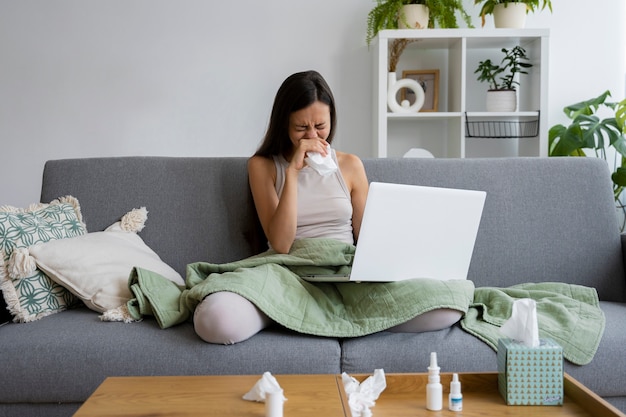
[302,181,486,283]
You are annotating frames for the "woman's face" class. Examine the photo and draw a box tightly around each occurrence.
[288,101,331,145]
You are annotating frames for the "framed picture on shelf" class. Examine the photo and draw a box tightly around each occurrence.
[401,69,439,112]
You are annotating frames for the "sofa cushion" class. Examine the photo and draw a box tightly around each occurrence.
[29,213,185,313]
[0,196,86,322]
[0,307,342,404]
[340,324,499,376]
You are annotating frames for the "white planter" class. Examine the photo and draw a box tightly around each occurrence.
[387,72,425,113]
[398,4,429,29]
[493,3,527,28]
[486,90,517,112]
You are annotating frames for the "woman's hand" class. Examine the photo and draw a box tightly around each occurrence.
[287,137,328,172]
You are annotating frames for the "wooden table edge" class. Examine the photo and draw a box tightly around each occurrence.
[563,372,626,417]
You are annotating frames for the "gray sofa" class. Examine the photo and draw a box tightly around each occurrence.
[1,156,625,417]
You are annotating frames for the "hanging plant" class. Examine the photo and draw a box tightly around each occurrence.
[389,39,418,72]
[366,0,473,46]
[474,0,553,27]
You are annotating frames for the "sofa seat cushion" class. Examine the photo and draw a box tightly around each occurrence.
[0,307,341,404]
[340,323,499,376]
[563,301,626,398]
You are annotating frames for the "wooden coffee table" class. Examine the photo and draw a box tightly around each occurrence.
[73,374,346,417]
[74,372,626,417]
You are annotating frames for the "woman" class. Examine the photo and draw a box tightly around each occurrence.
[193,70,461,344]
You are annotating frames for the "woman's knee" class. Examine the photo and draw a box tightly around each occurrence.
[193,292,271,344]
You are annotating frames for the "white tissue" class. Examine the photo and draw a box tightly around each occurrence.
[243,372,287,403]
[500,298,540,347]
[341,369,386,417]
[304,144,338,176]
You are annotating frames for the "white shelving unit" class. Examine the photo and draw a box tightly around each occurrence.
[372,28,549,158]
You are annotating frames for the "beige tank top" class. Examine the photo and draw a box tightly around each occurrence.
[273,149,354,244]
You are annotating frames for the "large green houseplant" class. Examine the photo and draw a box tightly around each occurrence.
[366,0,473,46]
[474,0,552,27]
[548,91,626,228]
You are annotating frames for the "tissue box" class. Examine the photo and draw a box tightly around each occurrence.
[497,337,563,406]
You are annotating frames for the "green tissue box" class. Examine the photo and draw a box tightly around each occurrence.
[497,337,563,406]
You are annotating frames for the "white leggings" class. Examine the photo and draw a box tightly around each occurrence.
[193,291,462,344]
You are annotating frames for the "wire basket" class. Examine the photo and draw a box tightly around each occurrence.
[465,113,540,139]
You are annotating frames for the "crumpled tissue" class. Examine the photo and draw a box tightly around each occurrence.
[242,372,287,403]
[499,298,540,347]
[305,144,338,176]
[342,369,386,417]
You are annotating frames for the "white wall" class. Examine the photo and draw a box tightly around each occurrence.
[1,0,624,207]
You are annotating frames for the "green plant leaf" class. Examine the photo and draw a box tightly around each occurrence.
[573,114,617,150]
[563,90,611,119]
[612,167,626,187]
[548,124,586,156]
[616,98,626,133]
[366,0,405,46]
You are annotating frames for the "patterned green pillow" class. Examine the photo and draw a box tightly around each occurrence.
[0,196,87,322]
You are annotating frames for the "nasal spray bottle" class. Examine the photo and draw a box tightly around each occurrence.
[426,352,442,411]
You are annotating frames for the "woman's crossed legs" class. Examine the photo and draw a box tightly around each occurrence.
[194,291,462,344]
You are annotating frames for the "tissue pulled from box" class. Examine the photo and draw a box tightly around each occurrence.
[342,369,386,417]
[304,144,337,176]
[242,372,287,402]
[500,298,540,347]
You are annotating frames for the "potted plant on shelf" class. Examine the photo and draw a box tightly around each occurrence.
[474,45,532,112]
[366,0,473,46]
[474,0,553,28]
[548,91,626,229]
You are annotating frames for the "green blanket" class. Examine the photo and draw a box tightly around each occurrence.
[125,238,475,337]
[460,283,605,365]
[117,238,605,365]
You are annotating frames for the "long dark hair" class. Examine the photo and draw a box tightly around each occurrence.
[254,70,337,158]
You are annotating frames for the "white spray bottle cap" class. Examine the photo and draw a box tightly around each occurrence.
[450,373,461,395]
[428,352,439,371]
[428,352,440,383]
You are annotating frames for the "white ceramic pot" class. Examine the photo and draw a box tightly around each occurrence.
[486,90,517,112]
[398,4,429,29]
[387,72,425,113]
[493,3,527,28]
